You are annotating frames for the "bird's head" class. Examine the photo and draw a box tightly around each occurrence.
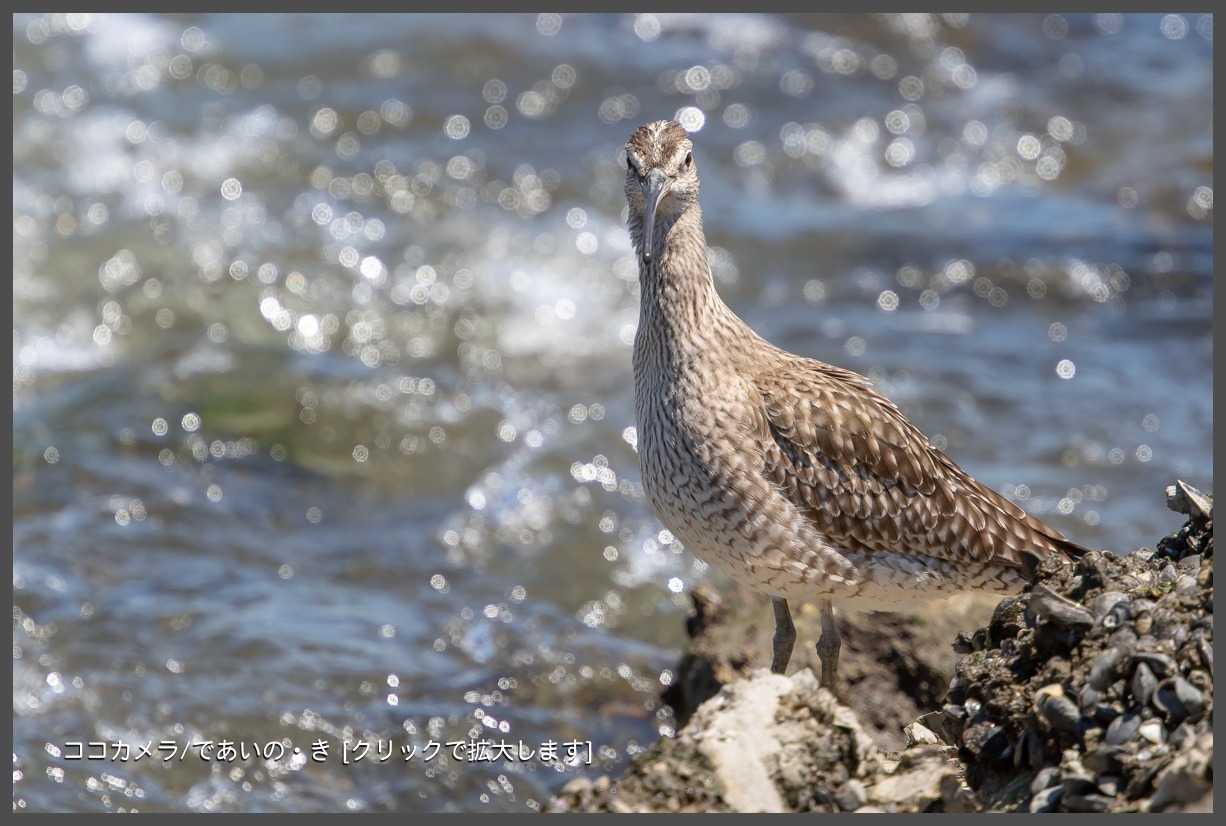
[624,120,698,263]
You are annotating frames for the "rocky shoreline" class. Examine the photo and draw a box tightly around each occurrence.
[550,482,1212,813]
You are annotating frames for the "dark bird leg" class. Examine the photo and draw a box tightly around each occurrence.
[770,596,796,674]
[816,600,841,693]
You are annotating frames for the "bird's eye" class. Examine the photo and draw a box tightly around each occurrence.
[626,156,634,173]
[684,151,693,167]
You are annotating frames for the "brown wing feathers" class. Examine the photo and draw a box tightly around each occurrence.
[756,360,1086,574]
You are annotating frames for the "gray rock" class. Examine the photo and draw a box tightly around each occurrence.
[832,778,867,812]
[904,720,941,747]
[1164,480,1212,520]
[939,774,978,813]
[1137,719,1166,745]
[1167,720,1197,751]
[1104,711,1140,746]
[961,723,1009,763]
[1029,585,1094,628]
[1035,687,1081,734]
[867,746,962,813]
[1175,554,1201,573]
[1062,792,1114,813]
[1077,683,1102,712]
[1152,676,1206,724]
[1091,591,1129,622]
[1029,785,1063,813]
[1175,573,1199,597]
[1148,745,1212,811]
[1082,744,1126,775]
[1196,636,1212,674]
[1030,766,1060,794]
[1058,749,1096,793]
[1157,562,1178,585]
[690,670,795,812]
[1132,650,1177,679]
[1089,647,1125,690]
[1130,661,1157,707]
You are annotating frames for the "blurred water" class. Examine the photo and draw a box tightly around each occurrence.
[12,13,1212,812]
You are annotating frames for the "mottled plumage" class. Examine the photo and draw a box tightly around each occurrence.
[624,120,1086,692]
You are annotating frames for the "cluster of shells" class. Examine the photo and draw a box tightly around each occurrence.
[922,482,1212,812]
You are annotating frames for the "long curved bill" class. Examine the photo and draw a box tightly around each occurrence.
[641,169,668,264]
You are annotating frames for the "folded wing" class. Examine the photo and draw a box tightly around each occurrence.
[753,358,1087,578]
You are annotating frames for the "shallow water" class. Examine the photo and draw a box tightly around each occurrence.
[12,13,1212,812]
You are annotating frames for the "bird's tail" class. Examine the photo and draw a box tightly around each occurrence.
[1018,532,1092,581]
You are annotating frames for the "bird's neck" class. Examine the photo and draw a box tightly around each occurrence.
[637,205,724,332]
[633,204,746,374]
